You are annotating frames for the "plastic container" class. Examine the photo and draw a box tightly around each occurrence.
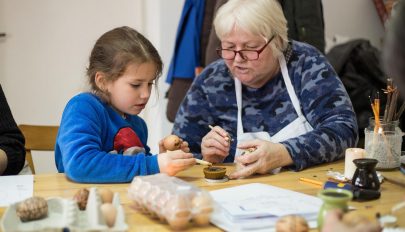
[128,173,214,230]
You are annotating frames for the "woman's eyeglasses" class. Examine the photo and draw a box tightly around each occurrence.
[216,36,275,61]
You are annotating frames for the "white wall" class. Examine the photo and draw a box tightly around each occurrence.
[0,0,384,173]
[323,0,385,51]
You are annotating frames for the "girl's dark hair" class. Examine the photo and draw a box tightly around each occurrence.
[87,26,163,101]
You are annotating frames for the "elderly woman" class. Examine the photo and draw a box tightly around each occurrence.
[173,0,358,179]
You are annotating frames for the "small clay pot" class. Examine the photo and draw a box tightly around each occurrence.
[203,167,226,179]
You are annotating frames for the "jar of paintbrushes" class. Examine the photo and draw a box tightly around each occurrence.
[364,119,402,169]
[364,79,404,169]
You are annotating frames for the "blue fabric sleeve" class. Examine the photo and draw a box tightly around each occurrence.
[55,94,160,183]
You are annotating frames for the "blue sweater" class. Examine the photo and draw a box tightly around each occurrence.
[173,41,358,170]
[55,93,159,183]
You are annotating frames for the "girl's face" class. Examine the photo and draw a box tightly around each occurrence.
[221,28,279,88]
[104,62,157,116]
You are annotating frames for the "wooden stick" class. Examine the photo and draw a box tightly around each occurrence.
[392,201,405,213]
[195,159,212,166]
[299,177,324,186]
[384,79,393,122]
[384,176,405,188]
[395,101,405,121]
[388,90,398,122]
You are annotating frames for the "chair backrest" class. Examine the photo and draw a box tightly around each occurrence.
[18,124,59,174]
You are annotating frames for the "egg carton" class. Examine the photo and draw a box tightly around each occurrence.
[1,188,128,232]
[128,173,214,230]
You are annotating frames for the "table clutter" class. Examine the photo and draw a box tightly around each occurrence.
[0,160,404,231]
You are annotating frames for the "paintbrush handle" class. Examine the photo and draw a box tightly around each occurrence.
[195,159,212,166]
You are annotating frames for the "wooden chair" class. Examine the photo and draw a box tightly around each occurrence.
[18,124,59,174]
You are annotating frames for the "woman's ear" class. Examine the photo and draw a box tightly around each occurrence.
[95,72,107,91]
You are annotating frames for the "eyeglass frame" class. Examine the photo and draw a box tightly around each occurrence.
[216,35,275,61]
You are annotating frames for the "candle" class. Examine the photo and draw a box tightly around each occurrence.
[344,148,366,180]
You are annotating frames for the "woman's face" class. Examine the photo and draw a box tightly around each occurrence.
[221,28,278,88]
[104,62,157,116]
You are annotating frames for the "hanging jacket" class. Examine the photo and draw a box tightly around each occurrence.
[279,0,325,53]
[166,0,205,84]
[327,39,387,146]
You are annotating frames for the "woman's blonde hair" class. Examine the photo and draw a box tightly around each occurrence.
[214,0,288,58]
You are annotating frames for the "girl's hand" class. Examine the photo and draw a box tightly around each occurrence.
[157,150,196,176]
[229,139,292,179]
[201,126,230,163]
[159,135,190,153]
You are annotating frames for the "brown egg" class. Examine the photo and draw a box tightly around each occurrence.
[193,213,212,226]
[276,215,309,232]
[16,197,48,222]
[100,203,117,228]
[98,188,114,204]
[165,195,191,229]
[167,216,190,230]
[163,134,182,151]
[192,191,213,212]
[73,188,89,210]
[192,193,213,226]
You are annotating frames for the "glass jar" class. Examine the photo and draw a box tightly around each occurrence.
[364,118,402,169]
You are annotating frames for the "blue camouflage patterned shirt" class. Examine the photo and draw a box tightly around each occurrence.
[173,41,358,171]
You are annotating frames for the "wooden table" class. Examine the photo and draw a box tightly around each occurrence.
[1,161,404,231]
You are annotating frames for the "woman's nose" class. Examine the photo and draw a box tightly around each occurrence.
[234,51,247,62]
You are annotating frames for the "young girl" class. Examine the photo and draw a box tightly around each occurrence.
[55,26,196,183]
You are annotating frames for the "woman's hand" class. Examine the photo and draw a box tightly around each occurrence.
[229,139,292,179]
[157,150,196,176]
[201,126,231,163]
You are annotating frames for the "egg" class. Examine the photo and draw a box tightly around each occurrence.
[73,188,89,210]
[100,203,117,228]
[275,215,309,232]
[192,191,213,212]
[16,197,48,222]
[98,188,114,204]
[167,216,190,230]
[165,195,191,229]
[163,134,182,151]
[192,193,213,226]
[193,213,212,226]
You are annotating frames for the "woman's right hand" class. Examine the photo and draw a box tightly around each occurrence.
[201,126,231,163]
[157,150,196,176]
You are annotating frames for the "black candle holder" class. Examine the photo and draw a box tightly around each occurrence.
[352,158,380,191]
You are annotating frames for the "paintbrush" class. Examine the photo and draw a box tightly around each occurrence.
[208,125,234,142]
[195,158,212,166]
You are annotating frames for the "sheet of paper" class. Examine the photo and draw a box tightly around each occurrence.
[211,183,322,219]
[210,183,322,231]
[0,175,34,207]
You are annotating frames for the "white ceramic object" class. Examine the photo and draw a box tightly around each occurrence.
[0,188,128,232]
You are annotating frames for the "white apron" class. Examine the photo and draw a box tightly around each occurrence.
[234,56,314,168]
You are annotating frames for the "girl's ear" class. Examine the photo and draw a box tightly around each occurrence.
[95,72,107,91]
